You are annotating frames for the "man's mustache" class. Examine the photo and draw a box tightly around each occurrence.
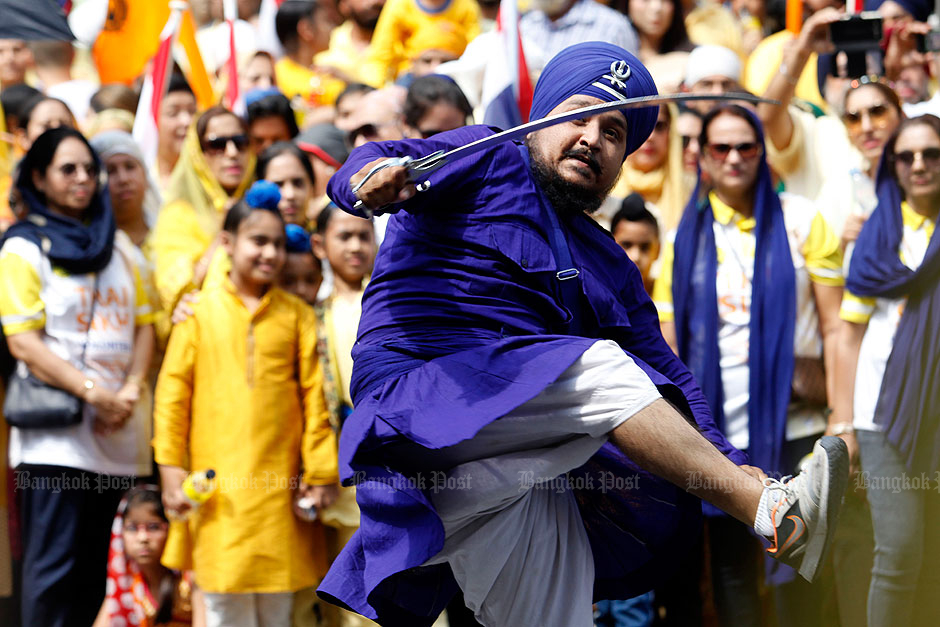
[562,149,601,175]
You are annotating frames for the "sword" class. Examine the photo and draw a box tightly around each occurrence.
[351,92,777,208]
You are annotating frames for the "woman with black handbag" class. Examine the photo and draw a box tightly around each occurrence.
[0,127,155,627]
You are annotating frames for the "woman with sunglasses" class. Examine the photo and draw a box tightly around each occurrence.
[831,114,940,627]
[756,8,905,233]
[0,127,156,625]
[818,80,904,259]
[610,104,694,232]
[653,105,844,627]
[153,106,255,312]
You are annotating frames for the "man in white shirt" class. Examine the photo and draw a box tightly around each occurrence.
[520,0,638,60]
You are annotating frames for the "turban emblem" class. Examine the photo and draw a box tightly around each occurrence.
[591,59,632,101]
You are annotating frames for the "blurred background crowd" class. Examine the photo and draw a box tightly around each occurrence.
[0,0,939,626]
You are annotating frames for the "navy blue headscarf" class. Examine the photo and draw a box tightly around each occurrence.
[529,41,659,158]
[4,127,116,275]
[864,0,932,22]
[671,108,796,476]
[847,136,940,474]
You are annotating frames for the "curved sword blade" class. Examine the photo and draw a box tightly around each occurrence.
[406,92,777,177]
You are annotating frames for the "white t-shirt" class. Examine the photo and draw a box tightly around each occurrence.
[0,235,154,476]
[839,202,935,433]
[654,191,844,450]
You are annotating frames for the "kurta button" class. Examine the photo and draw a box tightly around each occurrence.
[521,258,528,268]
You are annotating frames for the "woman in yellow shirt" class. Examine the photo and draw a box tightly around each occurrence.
[153,182,338,625]
[152,107,255,312]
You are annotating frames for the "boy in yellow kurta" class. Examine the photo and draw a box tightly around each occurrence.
[153,182,338,626]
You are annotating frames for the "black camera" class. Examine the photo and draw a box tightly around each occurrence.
[830,13,884,51]
[829,13,884,78]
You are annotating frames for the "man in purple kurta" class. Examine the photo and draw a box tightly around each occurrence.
[317,42,848,626]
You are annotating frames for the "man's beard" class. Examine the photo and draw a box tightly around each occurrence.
[352,12,381,31]
[525,137,618,218]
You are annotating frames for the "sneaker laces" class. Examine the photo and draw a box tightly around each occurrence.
[762,475,801,526]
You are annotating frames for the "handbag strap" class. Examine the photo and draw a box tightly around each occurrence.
[77,273,100,369]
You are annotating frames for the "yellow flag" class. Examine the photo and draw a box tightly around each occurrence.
[93,1,215,110]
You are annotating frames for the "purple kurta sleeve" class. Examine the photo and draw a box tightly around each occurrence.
[327,126,501,218]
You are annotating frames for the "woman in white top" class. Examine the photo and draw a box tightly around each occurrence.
[831,114,940,627]
[654,104,845,627]
[0,127,155,626]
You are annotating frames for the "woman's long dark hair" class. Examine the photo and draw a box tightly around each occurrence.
[623,0,692,54]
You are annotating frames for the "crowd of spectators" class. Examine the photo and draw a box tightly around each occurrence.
[0,0,939,626]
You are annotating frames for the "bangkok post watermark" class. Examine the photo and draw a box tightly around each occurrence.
[349,470,473,494]
[14,470,137,494]
[517,470,642,494]
[854,470,940,494]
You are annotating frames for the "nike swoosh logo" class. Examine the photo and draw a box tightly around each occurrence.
[776,515,806,555]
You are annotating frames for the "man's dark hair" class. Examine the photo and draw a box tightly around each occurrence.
[610,193,659,236]
[404,75,473,129]
[90,84,139,114]
[28,40,72,69]
[167,72,194,97]
[1,83,42,131]
[247,92,300,138]
[276,0,318,53]
[336,82,375,109]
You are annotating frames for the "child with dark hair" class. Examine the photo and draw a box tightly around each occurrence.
[610,193,661,295]
[245,90,300,155]
[92,486,193,627]
[279,223,322,305]
[154,181,338,627]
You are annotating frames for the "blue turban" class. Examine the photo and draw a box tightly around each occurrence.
[864,0,931,22]
[529,41,659,157]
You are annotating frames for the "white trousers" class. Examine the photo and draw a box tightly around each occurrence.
[203,591,294,627]
[419,340,663,627]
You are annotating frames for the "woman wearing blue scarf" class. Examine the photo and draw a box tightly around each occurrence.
[831,114,940,627]
[654,105,845,626]
[0,127,156,626]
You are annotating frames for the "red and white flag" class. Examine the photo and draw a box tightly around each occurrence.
[132,3,186,172]
[481,0,533,129]
[222,0,244,115]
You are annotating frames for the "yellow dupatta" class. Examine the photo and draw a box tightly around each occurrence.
[153,124,255,310]
[612,103,694,232]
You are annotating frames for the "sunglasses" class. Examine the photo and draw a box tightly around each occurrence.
[58,162,98,178]
[202,134,249,154]
[705,142,761,161]
[843,104,893,131]
[892,147,940,168]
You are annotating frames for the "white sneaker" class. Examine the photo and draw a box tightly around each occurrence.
[763,436,849,582]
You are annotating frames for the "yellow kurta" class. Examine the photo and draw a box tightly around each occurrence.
[361,0,480,86]
[153,281,338,594]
